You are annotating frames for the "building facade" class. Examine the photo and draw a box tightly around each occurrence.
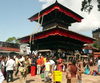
[0,41,20,56]
[92,28,100,47]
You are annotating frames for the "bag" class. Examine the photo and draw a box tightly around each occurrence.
[41,73,44,78]
[19,67,26,72]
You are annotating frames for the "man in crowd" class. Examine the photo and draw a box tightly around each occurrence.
[44,58,51,82]
[6,56,15,82]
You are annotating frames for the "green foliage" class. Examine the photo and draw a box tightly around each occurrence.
[6,37,19,44]
[93,43,98,48]
[93,43,100,50]
[97,46,100,50]
[81,0,100,13]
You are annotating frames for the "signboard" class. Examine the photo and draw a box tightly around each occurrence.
[53,71,62,82]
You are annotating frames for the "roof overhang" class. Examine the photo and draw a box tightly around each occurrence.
[19,27,94,44]
[29,2,83,22]
[0,47,20,52]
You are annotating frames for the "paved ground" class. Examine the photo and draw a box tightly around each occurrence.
[3,66,100,83]
[3,73,100,83]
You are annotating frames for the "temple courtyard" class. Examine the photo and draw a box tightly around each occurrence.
[3,66,100,83]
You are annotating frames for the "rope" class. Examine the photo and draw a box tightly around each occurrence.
[37,12,41,26]
[37,14,44,32]
[40,14,44,27]
[29,12,41,43]
[29,11,44,53]
[29,35,32,43]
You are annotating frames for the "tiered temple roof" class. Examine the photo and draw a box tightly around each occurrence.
[19,1,94,50]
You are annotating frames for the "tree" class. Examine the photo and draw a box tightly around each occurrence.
[93,43,100,50]
[6,37,19,43]
[81,0,100,13]
[93,43,98,48]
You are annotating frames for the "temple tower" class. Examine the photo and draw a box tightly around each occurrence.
[29,1,83,30]
[19,1,94,51]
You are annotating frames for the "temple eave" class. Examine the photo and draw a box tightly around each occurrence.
[19,28,94,44]
[29,5,83,22]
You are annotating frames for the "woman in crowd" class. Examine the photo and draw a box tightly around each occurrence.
[84,63,90,75]
[1,56,7,80]
[31,55,37,76]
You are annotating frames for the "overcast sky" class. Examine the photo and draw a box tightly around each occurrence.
[39,0,100,37]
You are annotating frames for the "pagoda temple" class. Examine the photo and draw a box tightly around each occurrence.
[19,1,94,52]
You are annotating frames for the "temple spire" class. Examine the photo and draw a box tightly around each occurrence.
[55,0,58,3]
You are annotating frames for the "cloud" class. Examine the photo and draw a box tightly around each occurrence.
[38,0,100,36]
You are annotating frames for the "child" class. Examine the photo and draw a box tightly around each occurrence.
[92,70,97,76]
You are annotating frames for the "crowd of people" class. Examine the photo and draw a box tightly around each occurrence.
[0,53,100,83]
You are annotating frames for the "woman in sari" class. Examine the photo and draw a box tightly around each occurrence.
[84,63,90,75]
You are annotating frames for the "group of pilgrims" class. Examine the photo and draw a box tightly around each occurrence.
[0,52,100,83]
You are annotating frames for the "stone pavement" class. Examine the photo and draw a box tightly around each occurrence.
[3,66,100,83]
[3,73,100,83]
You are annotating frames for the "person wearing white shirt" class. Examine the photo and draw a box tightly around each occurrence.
[6,56,15,82]
[44,58,51,82]
[49,59,55,72]
[19,56,25,62]
[97,57,100,72]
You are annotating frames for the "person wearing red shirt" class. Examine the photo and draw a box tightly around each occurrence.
[37,56,44,75]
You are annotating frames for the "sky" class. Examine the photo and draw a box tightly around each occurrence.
[0,0,100,41]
